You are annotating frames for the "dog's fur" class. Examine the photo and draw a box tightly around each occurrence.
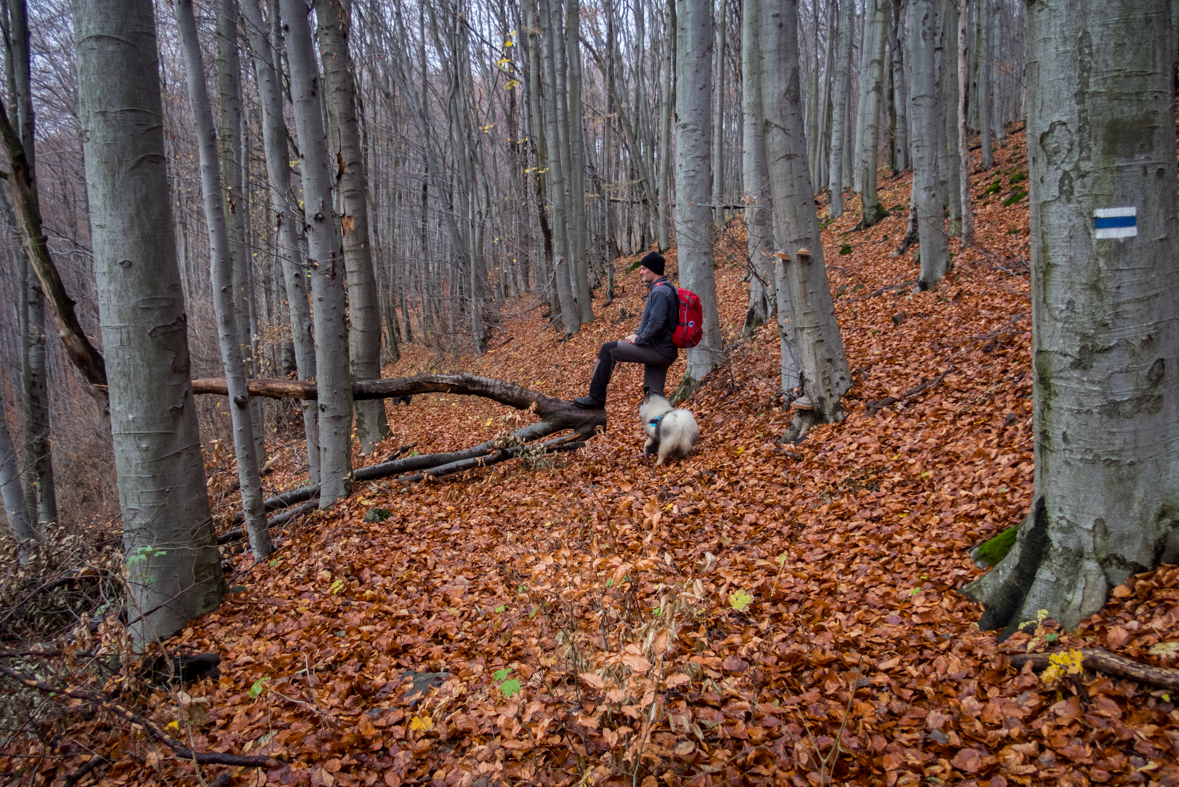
[640,394,699,465]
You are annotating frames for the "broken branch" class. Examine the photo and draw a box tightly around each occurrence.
[1010,648,1179,693]
[0,664,281,768]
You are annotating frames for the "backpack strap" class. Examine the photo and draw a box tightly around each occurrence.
[655,280,680,333]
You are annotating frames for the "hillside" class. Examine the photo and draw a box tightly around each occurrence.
[26,132,1179,787]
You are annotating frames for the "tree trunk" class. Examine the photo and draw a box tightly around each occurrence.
[858,0,890,228]
[963,0,1179,637]
[279,0,354,507]
[314,0,390,453]
[175,0,272,560]
[990,0,1005,142]
[938,0,962,225]
[827,0,853,219]
[907,0,949,289]
[712,0,726,227]
[565,0,594,324]
[889,0,909,173]
[956,0,975,245]
[0,392,37,548]
[977,0,993,169]
[762,0,851,442]
[675,0,722,391]
[72,0,225,646]
[215,0,261,450]
[658,0,676,250]
[740,0,774,335]
[0,104,107,399]
[241,0,320,486]
[539,0,580,336]
[4,0,56,529]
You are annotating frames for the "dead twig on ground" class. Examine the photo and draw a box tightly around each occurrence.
[0,664,282,769]
[1010,647,1179,693]
[863,366,956,416]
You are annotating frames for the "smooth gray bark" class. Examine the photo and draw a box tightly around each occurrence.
[712,0,726,227]
[907,0,948,288]
[215,0,260,451]
[565,0,593,323]
[5,0,56,528]
[314,0,390,453]
[0,392,37,547]
[858,0,890,228]
[990,0,1005,142]
[826,0,853,219]
[740,0,774,334]
[964,0,1179,636]
[889,0,909,173]
[240,0,320,486]
[72,0,225,646]
[539,0,579,336]
[938,0,962,224]
[175,0,272,559]
[658,0,676,250]
[675,0,723,387]
[280,0,353,507]
[762,0,850,441]
[977,0,993,169]
[956,0,975,245]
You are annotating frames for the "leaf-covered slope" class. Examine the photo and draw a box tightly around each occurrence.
[47,132,1179,787]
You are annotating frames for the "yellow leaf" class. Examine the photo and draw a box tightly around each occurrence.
[409,715,434,733]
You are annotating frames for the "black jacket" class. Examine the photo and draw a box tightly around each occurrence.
[634,277,678,358]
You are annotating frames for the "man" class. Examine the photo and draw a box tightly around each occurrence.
[574,252,678,409]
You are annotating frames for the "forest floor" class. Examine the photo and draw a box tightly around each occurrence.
[20,130,1179,786]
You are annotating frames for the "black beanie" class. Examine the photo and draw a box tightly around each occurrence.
[639,251,665,276]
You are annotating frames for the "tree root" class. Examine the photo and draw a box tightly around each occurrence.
[0,664,282,768]
[863,365,955,416]
[1010,647,1179,693]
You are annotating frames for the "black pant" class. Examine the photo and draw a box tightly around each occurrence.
[588,341,676,402]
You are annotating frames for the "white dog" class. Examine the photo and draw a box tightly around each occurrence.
[639,394,699,465]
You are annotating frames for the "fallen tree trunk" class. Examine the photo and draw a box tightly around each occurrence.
[192,373,596,419]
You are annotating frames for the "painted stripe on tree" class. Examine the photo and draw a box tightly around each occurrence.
[1094,207,1138,238]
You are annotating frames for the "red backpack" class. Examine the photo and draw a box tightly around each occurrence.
[658,281,704,349]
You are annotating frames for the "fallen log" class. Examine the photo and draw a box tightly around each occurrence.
[220,436,586,541]
[191,373,604,432]
[228,419,591,525]
[1010,647,1179,693]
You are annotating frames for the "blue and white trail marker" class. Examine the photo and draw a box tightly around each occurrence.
[1094,207,1137,239]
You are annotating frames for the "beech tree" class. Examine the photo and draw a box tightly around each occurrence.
[174,0,271,559]
[907,0,949,289]
[0,391,37,549]
[857,0,890,228]
[72,0,224,645]
[240,0,320,485]
[740,0,774,334]
[279,0,353,507]
[826,0,853,220]
[964,0,1179,636]
[4,0,56,529]
[762,0,850,442]
[314,0,390,453]
[675,0,723,391]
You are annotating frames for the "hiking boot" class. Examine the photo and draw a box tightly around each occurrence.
[573,395,606,409]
